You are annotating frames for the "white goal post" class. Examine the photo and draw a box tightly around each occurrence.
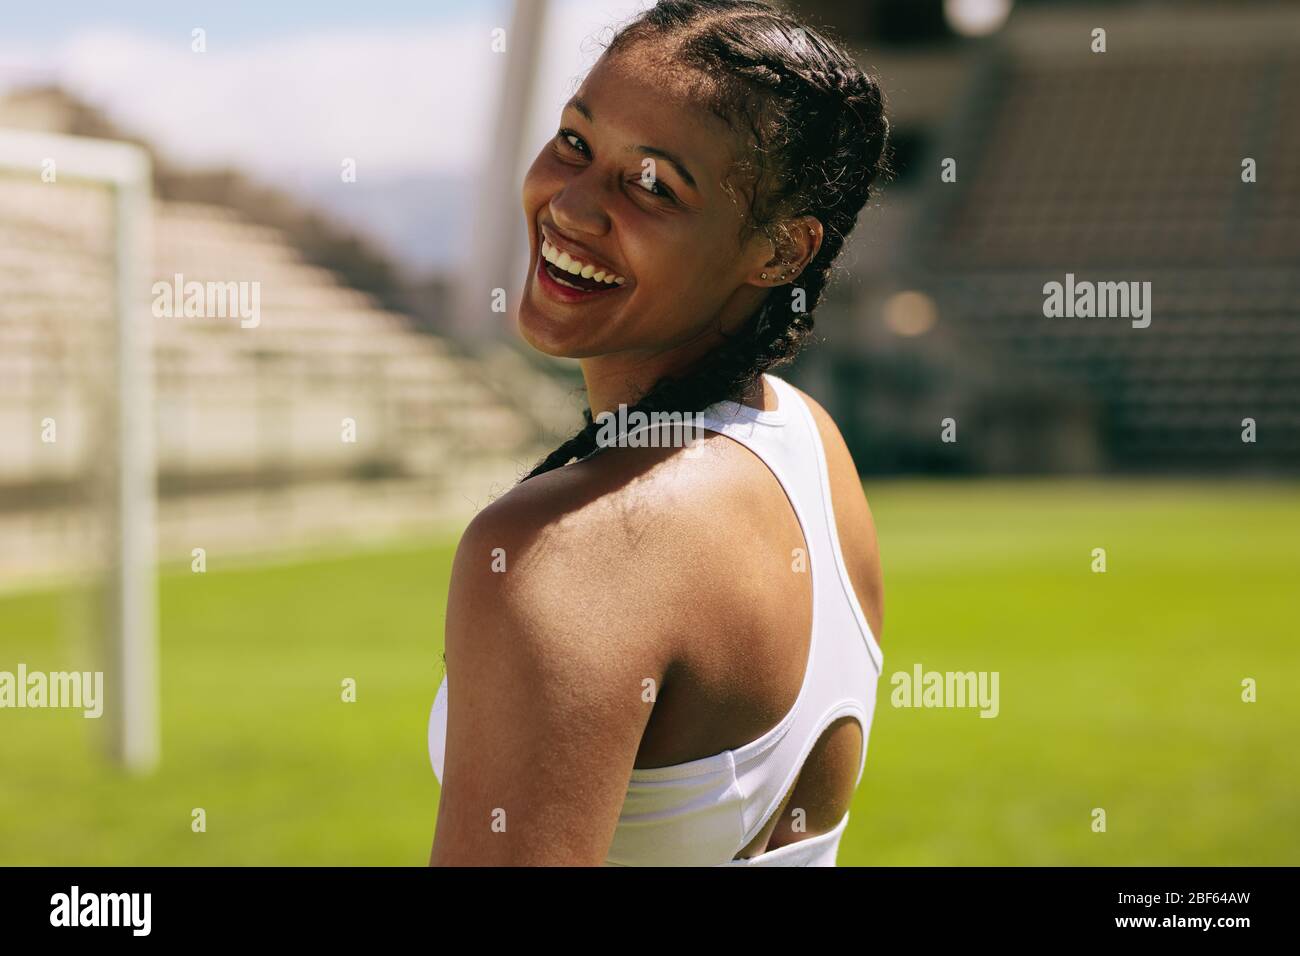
[0,128,158,772]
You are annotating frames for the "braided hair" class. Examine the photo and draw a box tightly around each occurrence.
[521,0,890,481]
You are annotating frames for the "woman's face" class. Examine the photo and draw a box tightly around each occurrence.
[518,51,775,364]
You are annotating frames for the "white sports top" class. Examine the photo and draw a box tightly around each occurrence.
[428,372,884,866]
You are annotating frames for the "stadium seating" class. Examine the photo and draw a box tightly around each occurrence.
[0,121,573,584]
[827,5,1300,473]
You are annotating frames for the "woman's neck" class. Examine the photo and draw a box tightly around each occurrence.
[580,308,777,415]
[580,335,719,417]
[580,345,769,417]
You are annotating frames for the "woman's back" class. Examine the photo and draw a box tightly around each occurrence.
[429,373,884,864]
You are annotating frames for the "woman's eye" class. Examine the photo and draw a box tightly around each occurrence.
[554,130,675,204]
[635,177,676,203]
[556,129,587,155]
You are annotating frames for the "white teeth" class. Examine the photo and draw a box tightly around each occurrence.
[541,238,625,286]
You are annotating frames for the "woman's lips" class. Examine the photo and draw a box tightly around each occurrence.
[535,252,628,304]
[539,227,625,284]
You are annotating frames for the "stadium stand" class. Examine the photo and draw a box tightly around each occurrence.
[805,2,1300,473]
[0,92,577,586]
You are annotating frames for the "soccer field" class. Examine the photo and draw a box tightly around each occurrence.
[1,479,1296,865]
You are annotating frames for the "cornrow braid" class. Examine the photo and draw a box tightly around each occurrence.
[520,0,889,482]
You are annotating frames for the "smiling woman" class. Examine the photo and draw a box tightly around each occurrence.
[428,0,890,867]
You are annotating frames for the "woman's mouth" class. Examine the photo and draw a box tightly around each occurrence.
[535,235,629,303]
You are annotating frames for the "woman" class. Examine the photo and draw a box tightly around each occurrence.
[429,0,889,866]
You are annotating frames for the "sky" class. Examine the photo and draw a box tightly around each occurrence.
[0,0,650,269]
[0,1,650,270]
[2,1,478,44]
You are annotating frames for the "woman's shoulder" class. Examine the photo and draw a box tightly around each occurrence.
[459,432,768,581]
[450,431,799,655]
[783,382,884,640]
[783,381,855,465]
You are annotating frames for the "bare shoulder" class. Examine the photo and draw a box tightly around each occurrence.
[448,434,778,677]
[434,442,742,863]
[448,452,668,682]
[786,383,885,641]
[431,433,809,863]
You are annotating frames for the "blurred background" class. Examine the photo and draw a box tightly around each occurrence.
[1,0,1296,865]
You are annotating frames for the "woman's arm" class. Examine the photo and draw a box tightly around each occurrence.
[428,487,663,866]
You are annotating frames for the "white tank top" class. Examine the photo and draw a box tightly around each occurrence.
[427,372,884,866]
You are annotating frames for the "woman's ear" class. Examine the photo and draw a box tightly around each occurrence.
[754,216,822,285]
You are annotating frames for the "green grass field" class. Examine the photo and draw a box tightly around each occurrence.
[1,479,1296,865]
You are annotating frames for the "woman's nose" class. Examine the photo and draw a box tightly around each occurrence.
[548,176,610,238]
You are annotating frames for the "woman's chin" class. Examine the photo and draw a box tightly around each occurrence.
[515,303,565,356]
[516,294,603,359]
